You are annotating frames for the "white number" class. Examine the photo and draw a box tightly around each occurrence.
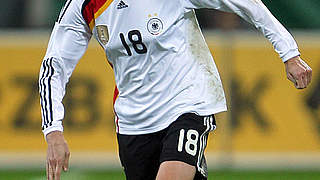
[178,129,185,152]
[177,129,199,156]
[185,130,199,156]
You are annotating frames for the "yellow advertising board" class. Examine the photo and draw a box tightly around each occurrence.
[0,32,319,156]
[207,33,320,153]
[0,34,117,152]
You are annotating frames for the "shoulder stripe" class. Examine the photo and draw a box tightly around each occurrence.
[94,0,113,20]
[82,0,93,27]
[58,0,73,23]
[82,0,114,30]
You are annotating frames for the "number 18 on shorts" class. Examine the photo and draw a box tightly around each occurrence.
[117,113,216,180]
[160,113,216,178]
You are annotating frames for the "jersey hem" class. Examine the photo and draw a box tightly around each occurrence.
[117,105,227,135]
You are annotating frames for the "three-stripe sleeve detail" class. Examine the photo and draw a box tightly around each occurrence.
[48,58,54,126]
[39,59,48,129]
[40,59,49,129]
[40,58,55,130]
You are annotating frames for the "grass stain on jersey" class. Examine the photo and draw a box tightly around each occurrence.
[186,10,225,103]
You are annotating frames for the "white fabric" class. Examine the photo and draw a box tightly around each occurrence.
[40,0,300,136]
[183,0,300,61]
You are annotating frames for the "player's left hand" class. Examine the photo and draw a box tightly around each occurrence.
[285,56,312,89]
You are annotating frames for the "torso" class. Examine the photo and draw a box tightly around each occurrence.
[83,0,227,134]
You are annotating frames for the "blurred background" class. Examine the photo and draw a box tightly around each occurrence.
[1,0,320,179]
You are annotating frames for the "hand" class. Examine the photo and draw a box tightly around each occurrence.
[285,56,312,89]
[46,131,70,180]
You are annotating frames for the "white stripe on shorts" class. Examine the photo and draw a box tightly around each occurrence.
[196,116,214,177]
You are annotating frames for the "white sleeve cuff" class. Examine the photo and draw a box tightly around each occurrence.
[42,120,64,140]
[281,48,300,62]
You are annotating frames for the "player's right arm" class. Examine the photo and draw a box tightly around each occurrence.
[39,0,92,179]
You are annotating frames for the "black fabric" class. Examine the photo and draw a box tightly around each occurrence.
[117,113,215,180]
[117,129,166,180]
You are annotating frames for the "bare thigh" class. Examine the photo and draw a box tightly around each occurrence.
[156,161,196,180]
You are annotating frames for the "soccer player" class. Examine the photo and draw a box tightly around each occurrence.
[39,0,312,179]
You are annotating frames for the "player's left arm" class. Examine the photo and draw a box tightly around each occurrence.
[182,0,312,89]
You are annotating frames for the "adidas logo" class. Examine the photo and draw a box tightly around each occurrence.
[117,0,128,9]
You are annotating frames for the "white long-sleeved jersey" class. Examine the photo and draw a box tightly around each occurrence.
[39,0,300,136]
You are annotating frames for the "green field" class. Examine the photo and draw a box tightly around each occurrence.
[1,170,320,180]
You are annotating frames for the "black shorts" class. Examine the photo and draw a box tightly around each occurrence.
[117,113,216,180]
